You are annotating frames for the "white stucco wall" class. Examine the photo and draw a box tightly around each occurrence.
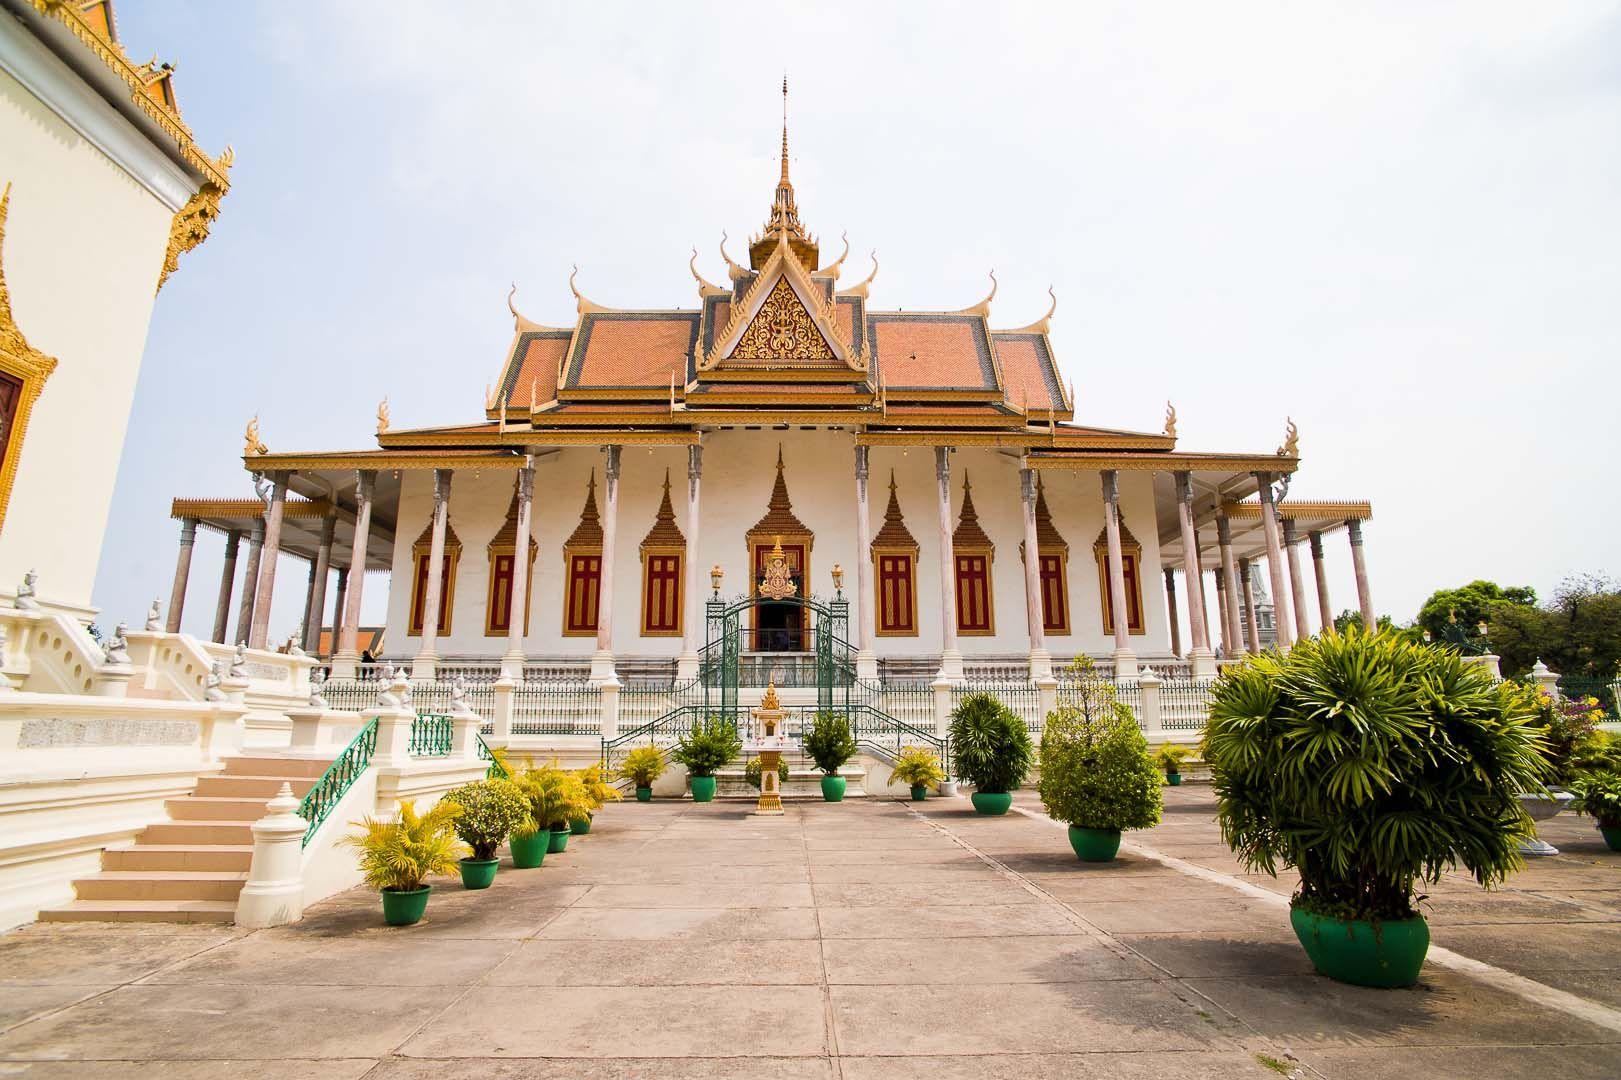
[384,431,1172,661]
[0,65,179,610]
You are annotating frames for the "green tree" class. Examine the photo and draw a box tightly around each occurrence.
[1489,574,1621,681]
[1416,580,1536,641]
[1333,609,1399,635]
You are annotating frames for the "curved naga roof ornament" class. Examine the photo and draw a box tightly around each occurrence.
[689,248,724,294]
[838,251,879,299]
[568,264,612,315]
[822,231,850,280]
[719,232,747,282]
[1277,417,1300,458]
[1006,286,1057,335]
[1163,400,1177,440]
[953,269,997,317]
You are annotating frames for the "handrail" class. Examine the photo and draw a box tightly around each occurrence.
[409,712,454,756]
[477,733,508,779]
[297,717,379,848]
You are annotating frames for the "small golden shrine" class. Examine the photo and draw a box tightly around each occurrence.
[748,679,787,816]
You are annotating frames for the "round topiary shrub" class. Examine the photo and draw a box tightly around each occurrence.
[1038,683,1162,843]
[441,778,532,861]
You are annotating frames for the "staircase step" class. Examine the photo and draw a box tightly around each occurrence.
[38,899,237,924]
[164,796,274,821]
[140,820,255,845]
[195,775,317,798]
[223,755,333,779]
[102,844,253,872]
[73,871,246,902]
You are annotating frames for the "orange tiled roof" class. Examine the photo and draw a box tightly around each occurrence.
[501,331,572,405]
[866,313,997,391]
[564,313,698,390]
[993,333,1064,413]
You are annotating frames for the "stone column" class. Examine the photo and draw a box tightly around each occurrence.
[332,471,375,677]
[591,446,622,684]
[1019,467,1051,680]
[213,529,240,644]
[1213,567,1230,656]
[1173,472,1213,676]
[302,514,336,654]
[1101,470,1137,677]
[1238,557,1261,653]
[235,517,265,646]
[1216,513,1242,653]
[1282,518,1313,640]
[1309,530,1334,632]
[165,517,198,633]
[330,567,349,656]
[934,446,964,682]
[1164,568,1182,658]
[1254,473,1294,649]
[501,461,535,679]
[853,446,878,680]
[298,559,317,651]
[677,446,703,682]
[248,472,289,650]
[1347,518,1375,630]
[413,469,453,680]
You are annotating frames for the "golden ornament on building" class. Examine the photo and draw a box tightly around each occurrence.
[758,536,796,601]
[376,396,390,434]
[730,278,836,363]
[1277,417,1299,458]
[243,414,268,456]
[157,148,231,292]
[0,183,61,534]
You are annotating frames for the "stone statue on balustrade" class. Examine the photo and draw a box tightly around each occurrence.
[229,643,248,679]
[145,599,162,632]
[309,667,328,709]
[205,660,227,702]
[14,569,39,611]
[103,622,131,666]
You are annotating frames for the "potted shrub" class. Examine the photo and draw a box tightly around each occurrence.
[1155,743,1193,786]
[948,692,1033,815]
[1204,628,1548,987]
[572,762,623,834]
[888,745,946,801]
[440,778,531,889]
[745,755,791,789]
[617,745,666,802]
[1570,772,1621,851]
[1037,678,1162,861]
[507,762,553,868]
[341,800,463,925]
[672,715,741,802]
[534,766,589,853]
[803,711,858,801]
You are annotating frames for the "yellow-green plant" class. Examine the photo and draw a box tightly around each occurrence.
[341,800,465,892]
[440,779,531,860]
[617,745,666,788]
[575,762,624,820]
[1155,744,1193,775]
[888,746,946,789]
[515,761,590,831]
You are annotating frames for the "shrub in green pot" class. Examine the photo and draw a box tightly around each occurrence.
[441,778,531,889]
[534,765,589,853]
[1570,773,1621,852]
[617,746,666,802]
[672,716,741,802]
[1038,672,1162,862]
[745,755,791,789]
[1155,743,1193,786]
[571,763,623,834]
[949,692,1033,815]
[507,762,553,868]
[1205,627,1549,987]
[803,711,858,801]
[888,745,947,801]
[341,800,464,925]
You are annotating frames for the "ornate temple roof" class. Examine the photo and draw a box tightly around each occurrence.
[1033,475,1068,551]
[639,470,687,551]
[747,448,811,539]
[952,474,994,551]
[872,471,919,552]
[563,473,603,549]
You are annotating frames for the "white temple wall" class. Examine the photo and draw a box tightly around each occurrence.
[383,433,1171,661]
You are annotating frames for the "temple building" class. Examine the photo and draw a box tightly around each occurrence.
[166,90,1378,689]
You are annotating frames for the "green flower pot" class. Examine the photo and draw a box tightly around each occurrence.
[458,858,498,890]
[971,791,1013,815]
[909,783,928,802]
[690,775,717,802]
[509,830,547,868]
[636,786,652,802]
[570,815,592,835]
[1290,907,1430,988]
[1599,824,1621,852]
[1166,772,1183,786]
[821,775,847,802]
[547,827,570,854]
[1067,826,1122,862]
[380,885,430,926]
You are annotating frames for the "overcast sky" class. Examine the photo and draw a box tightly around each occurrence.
[94,1,1620,648]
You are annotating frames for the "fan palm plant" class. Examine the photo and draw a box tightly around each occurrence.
[948,693,1033,814]
[341,800,464,924]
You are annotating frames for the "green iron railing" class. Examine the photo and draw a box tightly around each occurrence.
[409,712,454,756]
[477,733,508,779]
[297,717,378,848]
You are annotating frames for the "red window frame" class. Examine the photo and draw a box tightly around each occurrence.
[876,552,915,634]
[954,553,993,634]
[565,552,601,635]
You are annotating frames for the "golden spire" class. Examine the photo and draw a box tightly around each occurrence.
[751,77,818,272]
[780,74,791,186]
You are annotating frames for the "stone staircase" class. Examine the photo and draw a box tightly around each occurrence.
[38,754,331,924]
[715,750,867,800]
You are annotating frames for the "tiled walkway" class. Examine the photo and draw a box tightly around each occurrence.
[1,788,1618,1078]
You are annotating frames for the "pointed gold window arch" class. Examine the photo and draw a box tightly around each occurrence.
[0,186,60,536]
[485,478,538,637]
[639,469,686,637]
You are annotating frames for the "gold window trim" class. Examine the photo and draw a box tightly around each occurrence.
[639,545,684,637]
[483,541,537,638]
[872,545,919,638]
[1021,543,1072,636]
[1092,528,1146,637]
[561,544,602,638]
[409,531,462,637]
[953,545,996,637]
[0,186,60,537]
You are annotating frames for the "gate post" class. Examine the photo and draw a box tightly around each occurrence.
[599,680,620,740]
[1138,667,1164,739]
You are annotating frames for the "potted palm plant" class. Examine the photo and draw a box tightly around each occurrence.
[1155,743,1193,786]
[617,745,666,801]
[535,766,589,853]
[671,715,741,802]
[803,711,858,801]
[440,778,531,889]
[507,763,553,869]
[1570,773,1621,851]
[1038,676,1162,861]
[948,692,1033,815]
[888,745,946,801]
[572,762,623,834]
[341,800,463,925]
[1204,627,1548,987]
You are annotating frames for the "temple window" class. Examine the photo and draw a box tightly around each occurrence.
[1020,475,1071,635]
[484,479,537,637]
[639,470,686,637]
[562,472,604,637]
[408,518,461,636]
[871,471,919,637]
[1093,520,1146,636]
[952,474,995,636]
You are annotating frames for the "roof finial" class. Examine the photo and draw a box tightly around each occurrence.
[781,74,791,185]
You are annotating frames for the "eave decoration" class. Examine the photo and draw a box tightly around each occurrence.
[157,149,232,292]
[0,184,61,536]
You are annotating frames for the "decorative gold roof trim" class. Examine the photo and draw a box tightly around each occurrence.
[638,469,687,551]
[689,248,726,297]
[1028,452,1301,474]
[836,251,878,299]
[703,232,864,373]
[241,451,527,471]
[681,409,1024,428]
[1222,500,1372,521]
[871,470,919,553]
[952,473,994,553]
[554,385,683,402]
[822,232,850,280]
[998,287,1058,336]
[171,497,331,519]
[24,0,232,189]
[857,430,1171,449]
[564,471,603,548]
[951,270,997,317]
[380,426,699,446]
[0,184,60,535]
[156,150,230,291]
[695,366,861,384]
